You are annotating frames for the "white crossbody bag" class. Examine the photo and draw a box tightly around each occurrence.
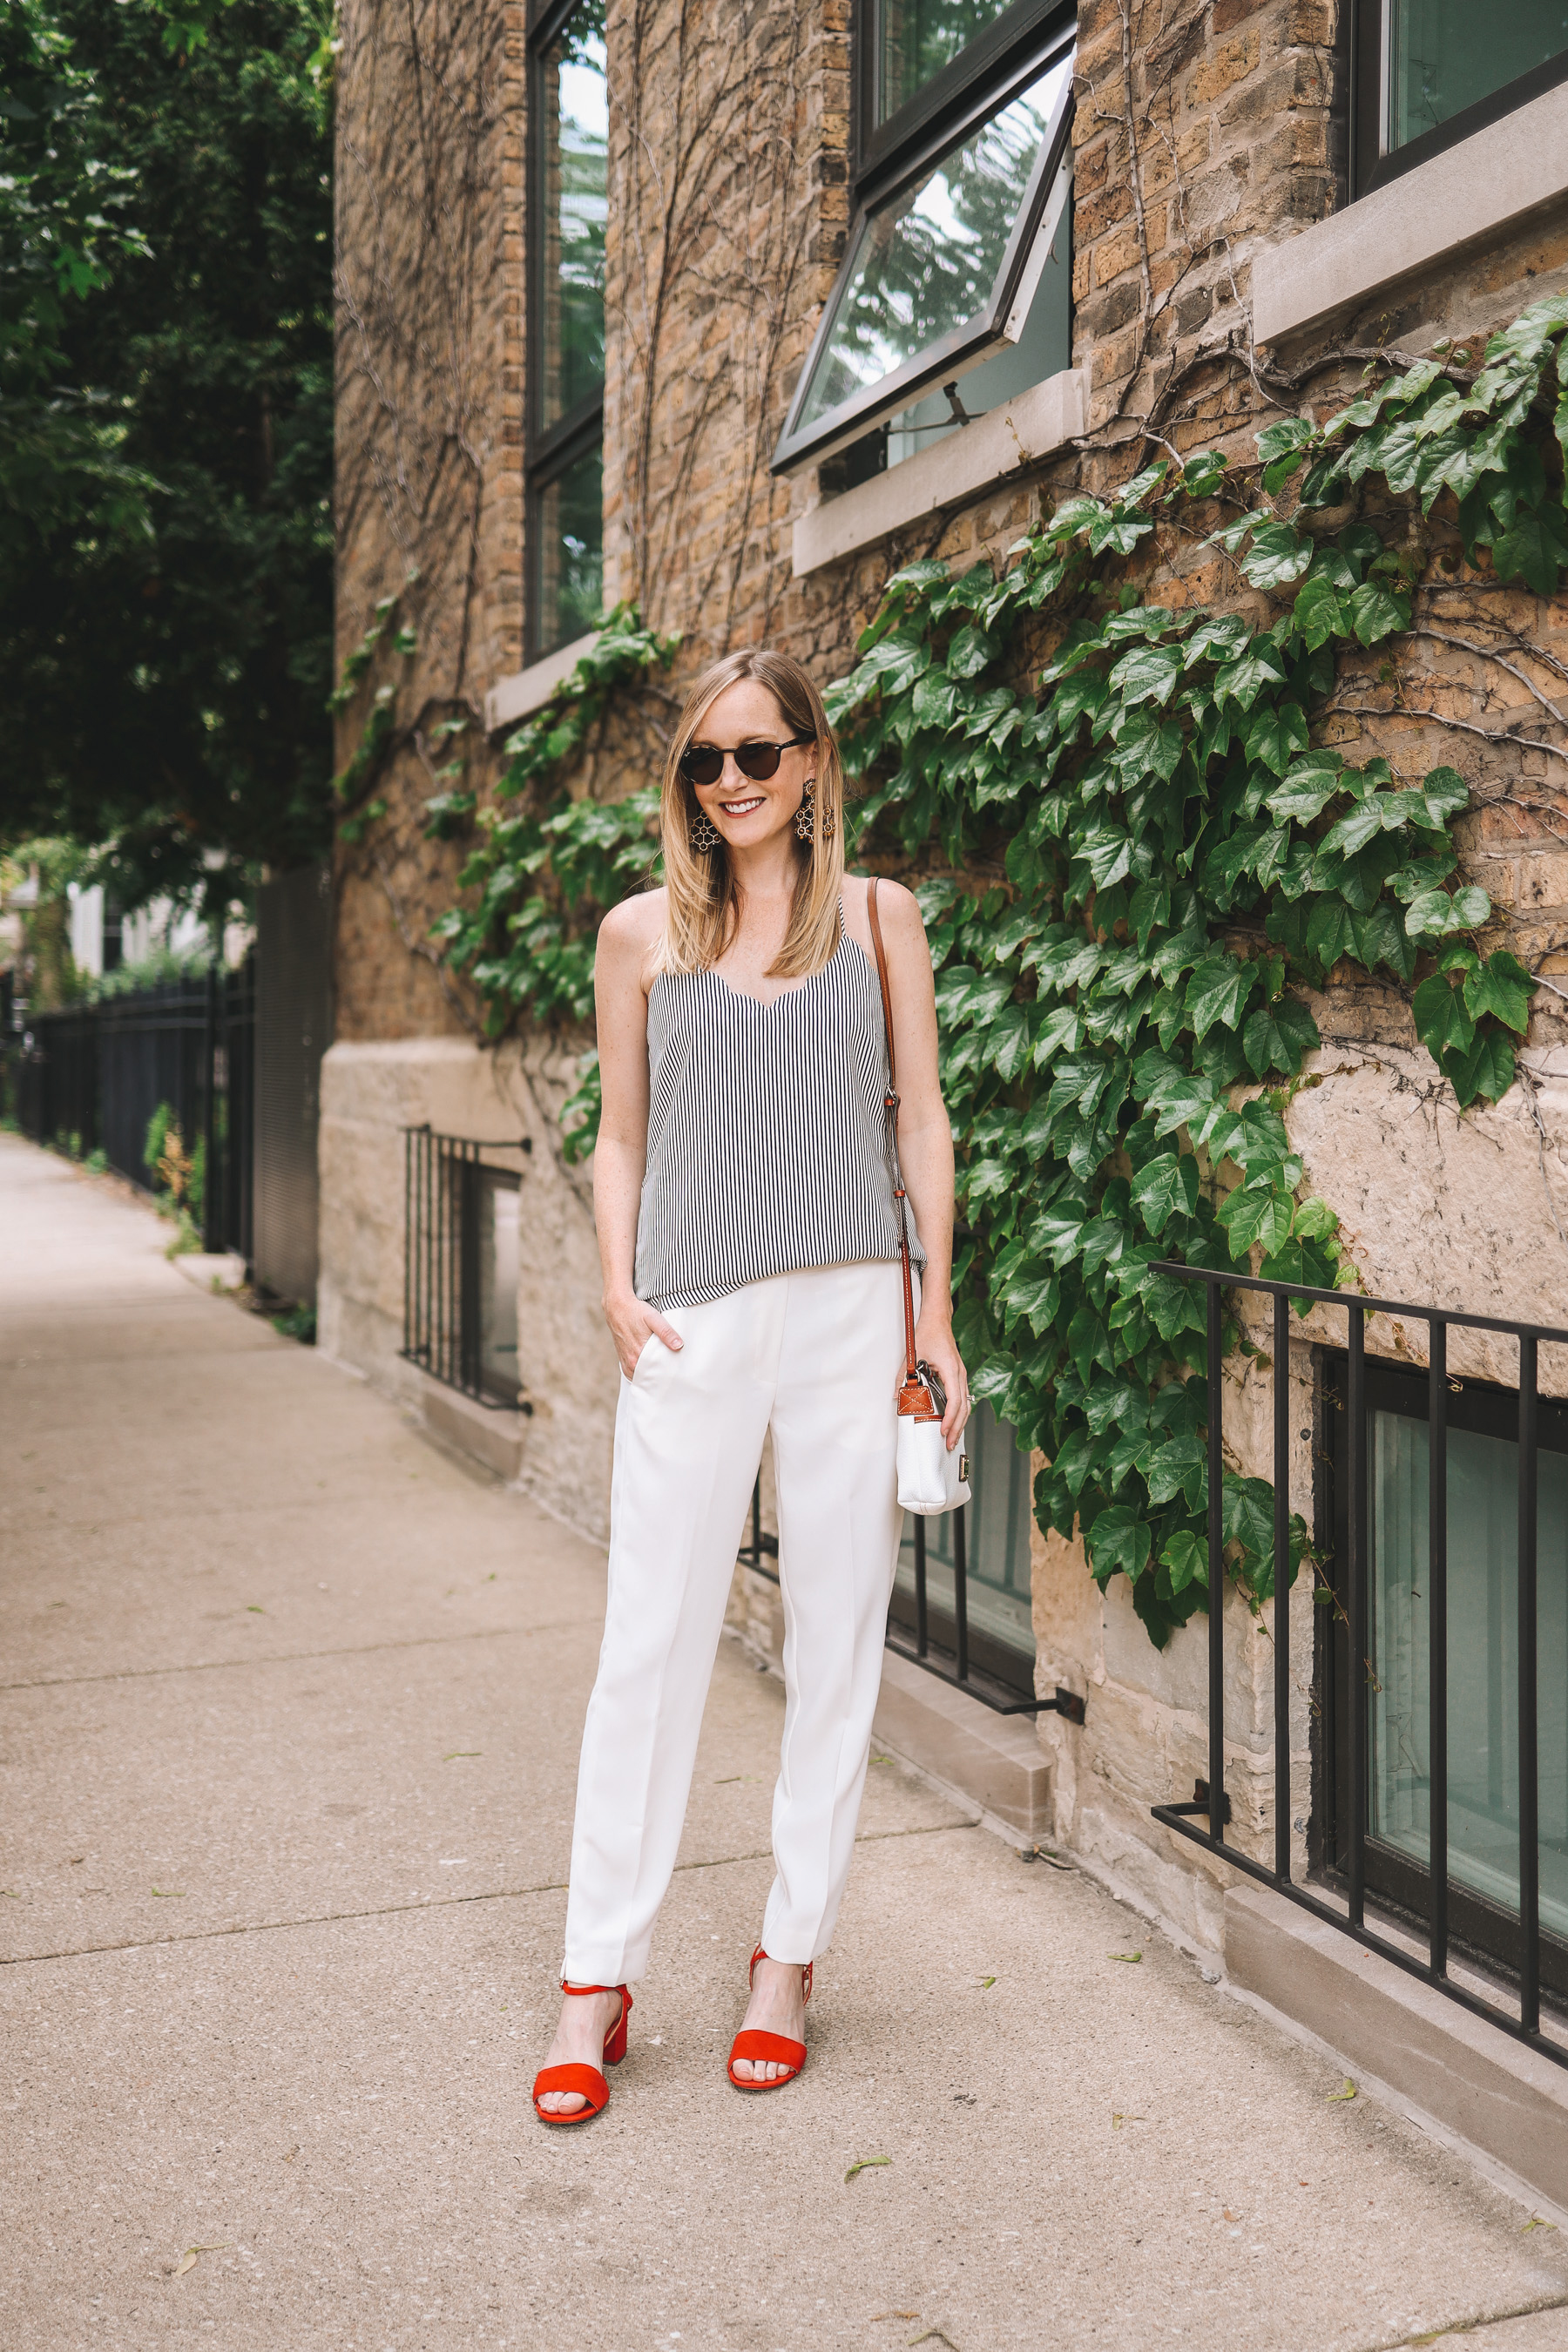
[867,880,971,1517]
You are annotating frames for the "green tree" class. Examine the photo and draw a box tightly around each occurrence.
[0,0,335,914]
[0,0,152,543]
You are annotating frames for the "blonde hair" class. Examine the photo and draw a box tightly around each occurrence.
[656,648,846,978]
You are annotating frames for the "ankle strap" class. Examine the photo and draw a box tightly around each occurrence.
[561,1980,621,1996]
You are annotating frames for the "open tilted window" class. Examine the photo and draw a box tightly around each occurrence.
[772,0,1075,482]
[1353,0,1568,196]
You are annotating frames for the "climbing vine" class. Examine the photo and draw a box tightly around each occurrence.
[419,297,1568,1644]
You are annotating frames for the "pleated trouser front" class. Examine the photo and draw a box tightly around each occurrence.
[561,1259,909,1984]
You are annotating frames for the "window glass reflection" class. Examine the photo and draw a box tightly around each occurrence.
[540,0,607,432]
[879,0,1018,122]
[1368,1407,1568,1941]
[798,50,1071,437]
[533,443,604,658]
[884,161,1070,469]
[478,1172,521,1403]
[895,1401,1036,1661]
[1387,1,1568,152]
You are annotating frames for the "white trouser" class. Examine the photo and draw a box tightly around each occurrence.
[562,1259,909,1984]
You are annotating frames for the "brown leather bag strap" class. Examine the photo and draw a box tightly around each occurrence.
[868,878,919,1384]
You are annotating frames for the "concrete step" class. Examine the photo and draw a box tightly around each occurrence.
[1226,1880,1568,2220]
[414,1367,527,1483]
[873,1645,1052,1841]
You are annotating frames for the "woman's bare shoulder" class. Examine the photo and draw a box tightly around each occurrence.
[598,889,666,995]
[599,889,666,951]
[843,871,925,944]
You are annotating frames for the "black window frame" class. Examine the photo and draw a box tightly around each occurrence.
[771,0,1077,479]
[1348,0,1568,200]
[1317,1344,1568,2008]
[526,0,607,668]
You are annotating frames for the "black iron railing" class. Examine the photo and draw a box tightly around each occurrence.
[10,965,255,1260]
[736,1476,1084,1726]
[401,1126,532,1408]
[1150,1259,1568,2072]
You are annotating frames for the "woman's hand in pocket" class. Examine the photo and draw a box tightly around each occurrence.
[603,1289,683,1381]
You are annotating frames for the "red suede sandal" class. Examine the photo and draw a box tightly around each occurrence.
[727,1943,812,2092]
[532,1981,632,2126]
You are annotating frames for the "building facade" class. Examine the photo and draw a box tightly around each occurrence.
[323,0,1568,2048]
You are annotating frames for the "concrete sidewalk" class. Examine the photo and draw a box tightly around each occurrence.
[3,1130,1568,2352]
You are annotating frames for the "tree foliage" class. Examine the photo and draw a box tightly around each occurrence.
[0,0,152,544]
[0,0,335,913]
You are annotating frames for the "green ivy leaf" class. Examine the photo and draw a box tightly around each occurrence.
[947,623,997,679]
[1412,973,1477,1060]
[1238,521,1314,590]
[1245,701,1310,777]
[1242,994,1321,1078]
[1185,955,1257,1040]
[1266,753,1343,825]
[1222,1474,1275,1562]
[1108,641,1184,706]
[1346,579,1411,645]
[1463,950,1533,1032]
[1419,767,1469,826]
[1086,1503,1153,1585]
[1443,1026,1517,1105]
[1490,502,1568,596]
[1182,451,1228,497]
[1160,1529,1209,1595]
[1289,573,1345,650]
[1213,642,1288,711]
[1130,1151,1200,1235]
[1216,1183,1294,1261]
[1146,1433,1207,1511]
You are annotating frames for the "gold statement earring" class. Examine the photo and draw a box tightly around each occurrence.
[794,779,817,843]
[691,810,720,852]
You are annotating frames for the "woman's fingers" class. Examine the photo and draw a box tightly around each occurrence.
[612,1307,683,1378]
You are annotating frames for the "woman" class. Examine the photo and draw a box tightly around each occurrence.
[532,647,967,2122]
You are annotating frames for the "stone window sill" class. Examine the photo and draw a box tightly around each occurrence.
[483,629,600,735]
[791,368,1089,579]
[1254,81,1568,348]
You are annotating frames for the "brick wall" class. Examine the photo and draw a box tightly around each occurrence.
[332,0,525,1044]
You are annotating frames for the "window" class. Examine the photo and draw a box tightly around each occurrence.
[402,1130,528,1407]
[468,1165,522,1403]
[1321,1352,1568,2000]
[528,0,607,662]
[772,0,1075,481]
[1353,1,1568,196]
[889,1401,1037,1699]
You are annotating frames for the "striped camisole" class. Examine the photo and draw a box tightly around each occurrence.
[633,908,926,1311]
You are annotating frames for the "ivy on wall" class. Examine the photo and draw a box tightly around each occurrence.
[402,298,1568,1643]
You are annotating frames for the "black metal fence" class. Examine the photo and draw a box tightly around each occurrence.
[9,965,255,1259]
[402,1126,533,1406]
[1150,1259,1568,2072]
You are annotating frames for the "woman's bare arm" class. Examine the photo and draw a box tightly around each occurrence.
[591,895,684,1377]
[867,880,969,1446]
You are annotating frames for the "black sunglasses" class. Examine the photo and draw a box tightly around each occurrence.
[679,733,812,787]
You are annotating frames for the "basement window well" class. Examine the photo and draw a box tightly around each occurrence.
[402,1129,529,1409]
[1321,1349,1568,2001]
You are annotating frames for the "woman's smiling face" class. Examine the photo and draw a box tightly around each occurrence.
[688,679,816,851]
